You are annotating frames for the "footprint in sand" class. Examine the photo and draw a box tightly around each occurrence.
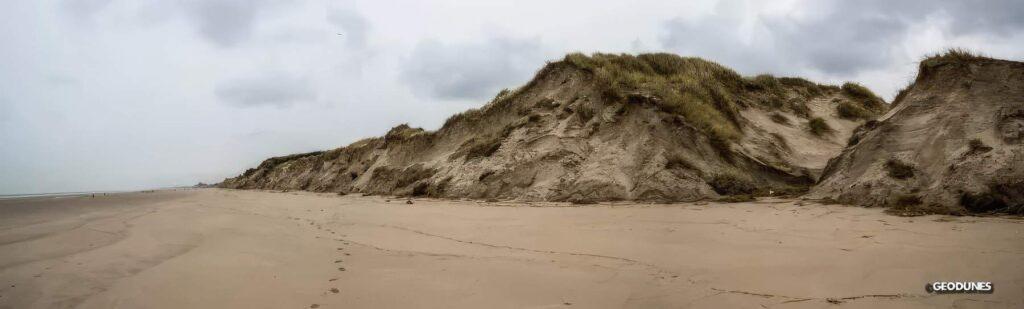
[329,288,339,293]
[338,267,346,271]
[310,304,320,308]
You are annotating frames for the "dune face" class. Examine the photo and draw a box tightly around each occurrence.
[221,53,884,202]
[810,53,1024,215]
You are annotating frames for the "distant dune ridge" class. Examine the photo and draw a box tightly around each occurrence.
[221,52,884,202]
[810,50,1024,215]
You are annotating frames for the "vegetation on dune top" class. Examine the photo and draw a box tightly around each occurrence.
[241,150,326,178]
[917,48,993,82]
[431,52,883,151]
[921,48,990,66]
[559,52,837,142]
[891,49,991,108]
[840,82,885,112]
[836,101,874,120]
[260,151,325,168]
[562,52,745,141]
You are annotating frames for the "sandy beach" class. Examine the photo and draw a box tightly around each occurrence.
[0,189,1021,308]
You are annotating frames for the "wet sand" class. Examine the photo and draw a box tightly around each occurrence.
[0,189,1021,308]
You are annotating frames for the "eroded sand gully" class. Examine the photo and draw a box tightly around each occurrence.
[0,189,1021,308]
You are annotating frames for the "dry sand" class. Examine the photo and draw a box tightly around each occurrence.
[0,189,1021,308]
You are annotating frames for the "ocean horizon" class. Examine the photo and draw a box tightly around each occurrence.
[0,190,129,200]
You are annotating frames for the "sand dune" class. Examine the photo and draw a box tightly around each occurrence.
[221,54,885,203]
[0,189,1021,308]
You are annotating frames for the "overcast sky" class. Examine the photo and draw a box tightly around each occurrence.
[1,0,1022,194]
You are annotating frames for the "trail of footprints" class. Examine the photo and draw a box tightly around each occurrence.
[287,212,353,309]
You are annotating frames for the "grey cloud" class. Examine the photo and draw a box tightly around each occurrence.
[935,0,1024,36]
[870,0,1024,36]
[400,35,544,100]
[180,0,268,47]
[327,10,370,49]
[60,0,112,24]
[661,6,776,74]
[215,75,315,108]
[764,12,906,75]
[661,0,1024,76]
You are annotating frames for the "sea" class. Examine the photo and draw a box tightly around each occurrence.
[0,191,127,200]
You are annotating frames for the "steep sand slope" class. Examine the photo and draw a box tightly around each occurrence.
[221,53,884,202]
[1,189,1021,308]
[810,52,1024,215]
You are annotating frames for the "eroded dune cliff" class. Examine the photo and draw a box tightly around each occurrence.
[810,51,1024,215]
[221,53,884,202]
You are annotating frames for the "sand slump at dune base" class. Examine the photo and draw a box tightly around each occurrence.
[0,189,1021,308]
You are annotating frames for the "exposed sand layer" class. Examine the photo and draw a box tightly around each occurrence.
[1,189,1021,308]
